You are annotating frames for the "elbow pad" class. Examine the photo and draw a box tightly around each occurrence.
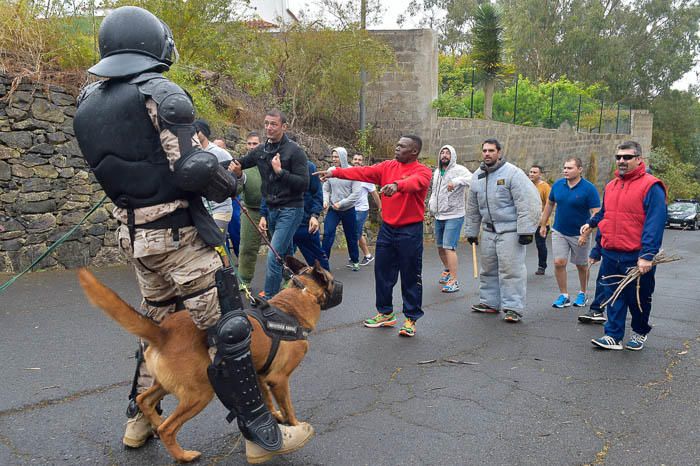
[174,150,237,202]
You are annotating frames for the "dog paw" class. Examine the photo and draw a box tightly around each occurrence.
[177,450,201,463]
[272,410,285,423]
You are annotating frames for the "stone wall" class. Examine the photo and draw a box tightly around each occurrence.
[0,75,120,273]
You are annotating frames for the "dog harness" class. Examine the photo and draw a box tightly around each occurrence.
[245,298,311,375]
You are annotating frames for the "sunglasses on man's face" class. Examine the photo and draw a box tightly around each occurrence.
[615,154,637,161]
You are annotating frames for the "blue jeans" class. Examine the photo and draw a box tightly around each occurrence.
[535,225,548,270]
[375,222,424,321]
[264,207,304,298]
[600,255,655,340]
[227,197,241,256]
[294,223,330,271]
[434,217,464,250]
[322,207,359,264]
[355,209,369,241]
[589,264,610,311]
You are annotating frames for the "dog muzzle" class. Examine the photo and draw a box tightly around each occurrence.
[321,279,343,310]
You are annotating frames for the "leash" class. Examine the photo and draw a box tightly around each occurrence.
[234,198,305,291]
[0,195,108,294]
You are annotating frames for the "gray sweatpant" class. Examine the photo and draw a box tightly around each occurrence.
[479,230,527,312]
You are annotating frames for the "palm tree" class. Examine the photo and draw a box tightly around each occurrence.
[472,3,503,119]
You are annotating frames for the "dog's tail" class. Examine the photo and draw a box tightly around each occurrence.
[77,268,163,347]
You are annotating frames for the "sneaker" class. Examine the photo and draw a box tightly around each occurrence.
[572,292,588,307]
[591,335,623,350]
[503,309,522,323]
[399,318,416,337]
[441,280,460,293]
[359,254,375,266]
[351,262,360,272]
[123,411,154,448]
[625,333,647,351]
[439,269,451,284]
[345,259,354,269]
[578,309,606,324]
[471,303,499,313]
[245,422,314,464]
[364,312,397,328]
[535,267,545,275]
[552,294,571,308]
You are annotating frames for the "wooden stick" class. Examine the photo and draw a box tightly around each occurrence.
[472,243,478,278]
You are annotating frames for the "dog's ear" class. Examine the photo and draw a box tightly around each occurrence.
[312,260,330,284]
[284,256,308,274]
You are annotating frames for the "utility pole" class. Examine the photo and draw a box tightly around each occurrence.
[359,0,367,132]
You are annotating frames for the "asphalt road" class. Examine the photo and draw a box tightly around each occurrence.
[1,229,699,465]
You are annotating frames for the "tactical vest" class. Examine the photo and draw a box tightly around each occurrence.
[73,77,188,209]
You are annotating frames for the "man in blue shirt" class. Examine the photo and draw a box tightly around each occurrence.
[539,157,600,308]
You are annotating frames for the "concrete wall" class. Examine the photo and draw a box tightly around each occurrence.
[365,29,654,187]
[437,110,654,187]
[366,29,438,155]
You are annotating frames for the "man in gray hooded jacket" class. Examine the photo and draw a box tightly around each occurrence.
[428,145,472,292]
[322,147,363,270]
[465,139,541,322]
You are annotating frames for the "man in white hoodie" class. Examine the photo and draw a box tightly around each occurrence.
[322,147,363,270]
[428,145,472,292]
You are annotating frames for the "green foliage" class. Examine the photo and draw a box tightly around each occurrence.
[650,89,700,175]
[266,25,395,130]
[472,3,503,79]
[356,125,374,159]
[399,0,478,54]
[434,71,610,129]
[648,147,700,200]
[499,0,700,102]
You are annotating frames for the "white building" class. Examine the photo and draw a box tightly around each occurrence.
[246,0,298,25]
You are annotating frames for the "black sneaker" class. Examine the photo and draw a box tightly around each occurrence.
[359,254,375,266]
[578,309,606,324]
[535,267,545,275]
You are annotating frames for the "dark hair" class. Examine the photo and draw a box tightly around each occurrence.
[617,140,642,157]
[265,109,287,125]
[530,164,544,172]
[246,131,260,140]
[564,157,583,168]
[402,134,422,154]
[482,138,501,150]
[193,119,211,138]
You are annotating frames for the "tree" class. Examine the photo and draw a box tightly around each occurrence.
[398,0,479,55]
[648,147,700,200]
[650,89,700,177]
[499,0,700,102]
[471,3,504,119]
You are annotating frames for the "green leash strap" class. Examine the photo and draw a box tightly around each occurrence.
[0,195,108,294]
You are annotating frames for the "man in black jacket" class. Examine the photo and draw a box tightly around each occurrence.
[231,110,309,298]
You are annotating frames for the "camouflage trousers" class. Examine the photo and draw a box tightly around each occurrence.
[117,224,223,394]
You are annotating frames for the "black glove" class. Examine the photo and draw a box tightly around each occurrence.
[467,236,479,245]
[518,234,533,245]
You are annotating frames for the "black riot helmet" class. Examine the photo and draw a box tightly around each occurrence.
[89,6,178,78]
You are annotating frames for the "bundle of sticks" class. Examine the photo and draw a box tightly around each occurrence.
[600,251,681,311]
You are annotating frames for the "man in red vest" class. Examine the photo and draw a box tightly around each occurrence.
[581,141,666,351]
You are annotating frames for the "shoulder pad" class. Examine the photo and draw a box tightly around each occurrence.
[76,81,103,107]
[136,76,186,106]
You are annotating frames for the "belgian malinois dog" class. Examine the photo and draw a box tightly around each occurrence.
[78,257,336,463]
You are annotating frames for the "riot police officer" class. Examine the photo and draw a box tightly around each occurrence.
[73,6,313,463]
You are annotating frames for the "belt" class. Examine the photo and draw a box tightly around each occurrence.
[138,208,193,230]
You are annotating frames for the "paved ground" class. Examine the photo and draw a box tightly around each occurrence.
[1,229,699,466]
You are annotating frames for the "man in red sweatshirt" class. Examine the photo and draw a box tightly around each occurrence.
[316,135,432,337]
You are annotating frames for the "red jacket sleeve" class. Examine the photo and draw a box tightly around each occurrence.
[332,163,385,185]
[396,165,431,193]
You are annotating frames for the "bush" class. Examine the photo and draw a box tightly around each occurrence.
[648,147,700,200]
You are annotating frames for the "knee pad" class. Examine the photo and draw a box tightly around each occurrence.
[210,312,251,358]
